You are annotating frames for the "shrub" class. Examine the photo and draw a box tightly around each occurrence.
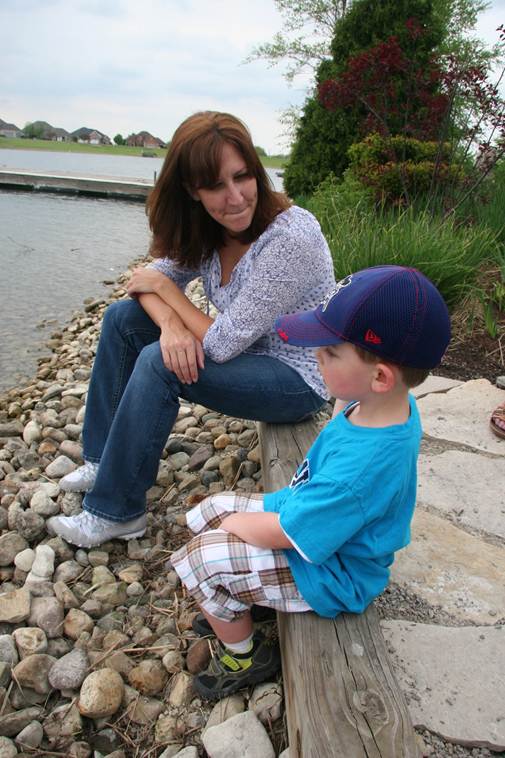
[346,133,467,205]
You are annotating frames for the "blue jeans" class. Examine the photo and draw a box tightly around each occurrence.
[82,299,325,522]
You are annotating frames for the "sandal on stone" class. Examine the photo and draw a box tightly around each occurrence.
[193,631,281,700]
[490,402,505,439]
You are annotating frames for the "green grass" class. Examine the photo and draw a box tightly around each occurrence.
[0,137,288,168]
[304,189,499,309]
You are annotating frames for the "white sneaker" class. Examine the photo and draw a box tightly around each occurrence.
[46,510,147,548]
[59,461,99,492]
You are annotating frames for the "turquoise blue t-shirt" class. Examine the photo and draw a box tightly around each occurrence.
[263,395,422,617]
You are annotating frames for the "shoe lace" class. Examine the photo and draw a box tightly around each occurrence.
[76,510,106,538]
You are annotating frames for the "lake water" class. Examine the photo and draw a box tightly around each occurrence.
[0,149,283,393]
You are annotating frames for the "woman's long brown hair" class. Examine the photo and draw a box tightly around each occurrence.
[147,111,290,268]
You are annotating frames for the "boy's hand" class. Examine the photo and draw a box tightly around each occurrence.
[220,512,293,550]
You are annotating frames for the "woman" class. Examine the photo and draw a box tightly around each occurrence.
[48,111,336,549]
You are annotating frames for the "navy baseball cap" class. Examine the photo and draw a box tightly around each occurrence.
[275,265,451,369]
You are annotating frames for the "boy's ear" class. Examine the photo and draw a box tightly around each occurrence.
[370,362,397,394]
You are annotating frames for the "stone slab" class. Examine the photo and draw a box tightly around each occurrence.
[391,509,505,623]
[380,621,505,751]
[418,450,505,539]
[418,379,505,455]
[412,375,462,399]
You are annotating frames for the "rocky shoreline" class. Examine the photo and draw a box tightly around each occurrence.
[0,265,499,758]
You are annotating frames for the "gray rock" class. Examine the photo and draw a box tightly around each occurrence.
[203,710,275,758]
[0,422,23,438]
[12,627,48,658]
[60,492,82,516]
[53,560,83,584]
[59,440,83,462]
[496,375,505,389]
[12,653,56,694]
[28,544,55,580]
[43,702,82,749]
[13,549,35,573]
[167,671,193,708]
[28,597,64,638]
[0,533,29,567]
[157,746,184,758]
[0,588,31,624]
[14,719,43,749]
[169,452,190,470]
[0,707,42,737]
[0,736,17,758]
[23,420,42,445]
[171,748,198,758]
[381,621,505,751]
[0,636,18,666]
[30,490,59,517]
[63,609,94,640]
[48,648,89,690]
[248,682,283,724]
[16,510,45,541]
[45,455,77,478]
[204,694,245,734]
[187,445,214,471]
[0,662,11,688]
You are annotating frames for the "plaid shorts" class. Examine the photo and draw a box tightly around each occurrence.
[171,492,311,621]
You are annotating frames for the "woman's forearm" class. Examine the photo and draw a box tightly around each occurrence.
[137,293,184,330]
[154,278,213,341]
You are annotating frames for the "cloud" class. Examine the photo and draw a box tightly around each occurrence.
[1,0,502,153]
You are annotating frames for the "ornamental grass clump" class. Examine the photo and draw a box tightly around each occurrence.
[306,183,498,309]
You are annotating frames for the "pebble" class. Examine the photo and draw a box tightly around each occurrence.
[78,669,124,718]
[203,710,275,758]
[48,648,89,690]
[12,627,48,658]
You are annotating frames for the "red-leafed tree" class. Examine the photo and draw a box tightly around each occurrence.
[318,21,505,209]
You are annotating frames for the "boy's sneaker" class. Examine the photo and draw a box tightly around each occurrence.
[192,605,277,637]
[59,462,99,492]
[193,631,281,700]
[46,511,146,549]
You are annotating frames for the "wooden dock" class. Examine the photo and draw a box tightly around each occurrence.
[0,169,152,201]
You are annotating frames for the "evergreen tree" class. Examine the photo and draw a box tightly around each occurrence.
[284,0,445,197]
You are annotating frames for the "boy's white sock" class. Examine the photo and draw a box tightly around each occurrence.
[224,632,254,654]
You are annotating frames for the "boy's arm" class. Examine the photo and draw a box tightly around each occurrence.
[220,512,293,550]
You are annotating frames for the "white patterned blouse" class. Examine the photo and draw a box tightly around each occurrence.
[149,205,336,399]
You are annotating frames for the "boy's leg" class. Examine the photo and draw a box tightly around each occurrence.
[171,529,310,700]
[186,492,264,535]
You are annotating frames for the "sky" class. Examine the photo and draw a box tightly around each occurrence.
[1,0,504,155]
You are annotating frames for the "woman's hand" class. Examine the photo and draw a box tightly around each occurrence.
[127,268,167,297]
[160,322,205,384]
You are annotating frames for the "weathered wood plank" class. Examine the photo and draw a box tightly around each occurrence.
[259,420,419,758]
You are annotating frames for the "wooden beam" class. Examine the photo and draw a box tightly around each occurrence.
[259,420,419,758]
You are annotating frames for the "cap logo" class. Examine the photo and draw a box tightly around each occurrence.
[365,329,382,345]
[321,275,353,312]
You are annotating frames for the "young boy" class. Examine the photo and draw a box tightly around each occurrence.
[171,264,451,701]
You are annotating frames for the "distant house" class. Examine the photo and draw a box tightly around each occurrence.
[71,127,112,146]
[50,127,71,142]
[126,131,165,148]
[0,118,24,138]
